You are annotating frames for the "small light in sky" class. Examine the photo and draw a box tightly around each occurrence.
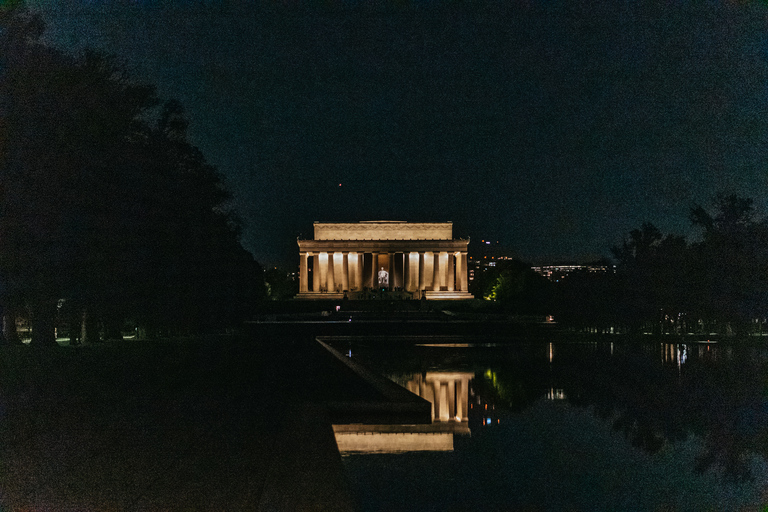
[339,183,342,187]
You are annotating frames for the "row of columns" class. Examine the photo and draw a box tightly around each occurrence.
[404,372,471,422]
[299,251,469,294]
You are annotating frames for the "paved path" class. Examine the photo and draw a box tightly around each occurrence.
[0,335,357,511]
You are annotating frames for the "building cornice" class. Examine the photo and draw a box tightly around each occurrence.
[313,221,454,241]
[297,239,469,252]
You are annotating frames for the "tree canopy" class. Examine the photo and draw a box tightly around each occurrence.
[0,7,263,344]
[579,193,768,337]
[481,192,768,339]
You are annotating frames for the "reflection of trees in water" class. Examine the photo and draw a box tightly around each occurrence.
[479,343,768,480]
[686,351,768,480]
[342,340,768,479]
[563,349,686,455]
[472,363,549,414]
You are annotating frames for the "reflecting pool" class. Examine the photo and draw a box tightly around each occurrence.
[334,339,768,511]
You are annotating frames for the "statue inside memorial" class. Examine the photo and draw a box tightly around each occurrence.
[378,267,389,288]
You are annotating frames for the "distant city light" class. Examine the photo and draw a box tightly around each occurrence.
[531,264,615,282]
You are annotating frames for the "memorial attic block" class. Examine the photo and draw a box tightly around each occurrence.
[296,221,473,300]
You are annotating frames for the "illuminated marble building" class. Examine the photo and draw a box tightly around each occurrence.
[296,221,473,300]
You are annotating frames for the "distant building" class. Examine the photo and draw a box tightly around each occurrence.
[296,221,473,300]
[467,238,513,285]
[531,264,615,282]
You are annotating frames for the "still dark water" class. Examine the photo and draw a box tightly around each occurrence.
[337,339,768,511]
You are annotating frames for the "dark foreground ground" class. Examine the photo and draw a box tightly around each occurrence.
[5,309,748,510]
[0,332,368,511]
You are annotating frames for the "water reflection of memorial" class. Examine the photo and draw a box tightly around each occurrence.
[333,371,473,454]
[336,338,768,475]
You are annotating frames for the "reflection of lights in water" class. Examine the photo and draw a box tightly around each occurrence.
[338,370,473,453]
[415,343,471,348]
[549,342,554,363]
[547,388,566,400]
[486,418,491,425]
[662,343,689,367]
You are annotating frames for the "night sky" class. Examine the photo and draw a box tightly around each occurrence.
[27,1,768,266]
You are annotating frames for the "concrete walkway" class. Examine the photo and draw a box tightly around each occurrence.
[0,335,358,511]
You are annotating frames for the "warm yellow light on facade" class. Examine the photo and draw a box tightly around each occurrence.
[296,222,472,299]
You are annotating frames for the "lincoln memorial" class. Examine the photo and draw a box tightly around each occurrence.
[296,221,473,300]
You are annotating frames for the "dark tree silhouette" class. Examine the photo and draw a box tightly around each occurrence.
[480,259,553,315]
[553,260,623,333]
[0,7,261,344]
[688,194,768,336]
[597,194,768,338]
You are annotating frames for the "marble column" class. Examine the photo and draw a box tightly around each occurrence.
[346,253,354,290]
[433,252,441,291]
[403,253,411,291]
[313,254,320,292]
[371,253,379,288]
[447,252,455,292]
[342,252,349,291]
[356,252,364,291]
[425,252,434,291]
[388,252,394,290]
[418,252,425,291]
[319,253,327,292]
[299,252,308,292]
[327,252,336,292]
[458,252,468,292]
[454,252,462,292]
[414,253,419,291]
